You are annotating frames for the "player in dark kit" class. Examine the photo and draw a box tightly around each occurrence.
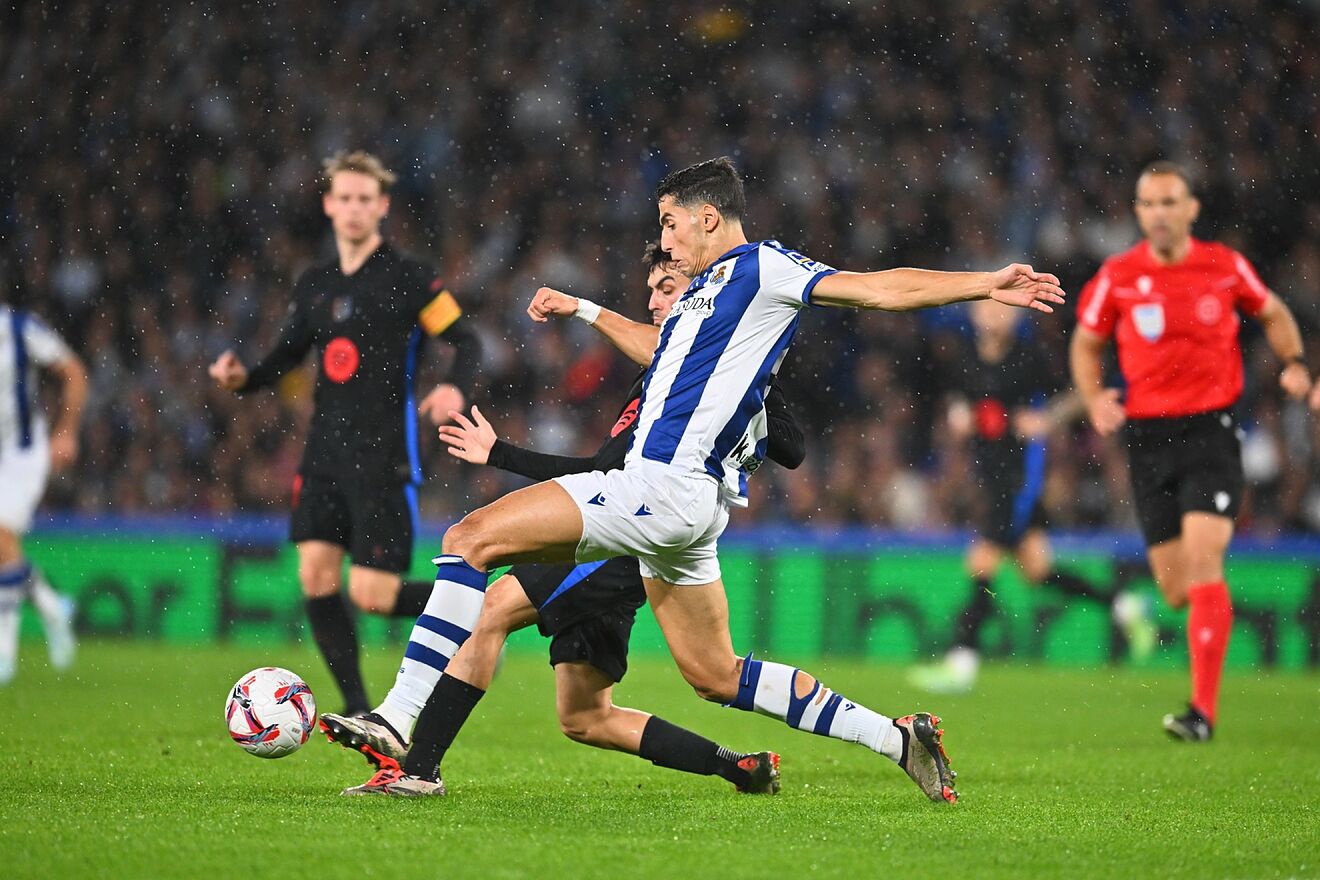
[321,243,805,796]
[209,151,480,715]
[911,299,1155,694]
[1071,162,1311,741]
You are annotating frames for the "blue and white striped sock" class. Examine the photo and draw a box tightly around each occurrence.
[376,555,487,736]
[730,654,901,761]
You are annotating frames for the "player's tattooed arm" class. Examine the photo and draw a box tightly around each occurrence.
[527,287,660,367]
[811,264,1065,314]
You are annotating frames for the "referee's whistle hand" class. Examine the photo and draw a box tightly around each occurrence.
[1279,362,1311,402]
[1086,388,1126,436]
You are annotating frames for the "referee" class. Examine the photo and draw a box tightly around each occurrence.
[209,151,480,715]
[1071,161,1311,741]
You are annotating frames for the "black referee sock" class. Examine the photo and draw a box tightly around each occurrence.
[1044,569,1113,606]
[638,716,750,789]
[390,580,434,618]
[403,674,485,781]
[951,576,995,650]
[304,594,370,715]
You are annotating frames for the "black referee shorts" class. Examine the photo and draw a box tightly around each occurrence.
[289,471,418,573]
[509,557,645,683]
[1123,409,1244,547]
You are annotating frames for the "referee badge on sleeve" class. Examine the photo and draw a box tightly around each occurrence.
[1132,302,1165,342]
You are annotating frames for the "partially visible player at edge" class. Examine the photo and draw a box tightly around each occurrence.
[0,295,86,684]
[325,242,801,796]
[363,157,1065,804]
[208,151,481,715]
[1070,161,1312,742]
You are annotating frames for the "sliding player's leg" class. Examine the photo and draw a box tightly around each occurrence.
[553,660,779,794]
[645,575,957,803]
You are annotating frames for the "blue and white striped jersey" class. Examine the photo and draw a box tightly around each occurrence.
[625,241,835,506]
[0,305,71,450]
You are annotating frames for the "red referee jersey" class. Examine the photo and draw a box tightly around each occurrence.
[1076,238,1270,419]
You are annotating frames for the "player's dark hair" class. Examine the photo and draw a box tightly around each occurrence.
[655,157,746,221]
[641,241,676,273]
[1138,160,1195,194]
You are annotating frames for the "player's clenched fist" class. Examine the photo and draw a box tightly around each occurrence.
[527,287,579,323]
[208,350,249,392]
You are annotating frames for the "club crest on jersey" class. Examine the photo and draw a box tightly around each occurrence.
[711,264,729,284]
[331,295,353,322]
[1132,302,1164,341]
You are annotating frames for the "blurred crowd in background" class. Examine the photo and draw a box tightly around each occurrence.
[4,0,1320,533]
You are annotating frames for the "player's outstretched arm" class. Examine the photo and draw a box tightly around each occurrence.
[1069,327,1125,436]
[810,264,1065,313]
[439,405,597,480]
[47,351,88,472]
[1252,292,1311,402]
[528,287,661,367]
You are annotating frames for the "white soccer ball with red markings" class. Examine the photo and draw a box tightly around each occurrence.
[224,667,317,758]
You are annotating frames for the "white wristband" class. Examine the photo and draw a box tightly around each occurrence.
[574,297,602,325]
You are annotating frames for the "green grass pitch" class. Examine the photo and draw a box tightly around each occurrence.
[1,642,1317,879]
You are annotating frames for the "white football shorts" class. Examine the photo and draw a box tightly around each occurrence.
[552,460,729,586]
[0,436,50,535]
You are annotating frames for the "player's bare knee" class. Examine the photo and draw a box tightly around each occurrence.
[347,579,393,614]
[442,515,497,568]
[298,564,339,598]
[686,664,738,703]
[558,707,607,744]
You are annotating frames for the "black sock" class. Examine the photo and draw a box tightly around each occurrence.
[403,674,485,781]
[304,594,369,714]
[638,716,750,788]
[951,576,994,650]
[1044,569,1113,606]
[390,580,433,618]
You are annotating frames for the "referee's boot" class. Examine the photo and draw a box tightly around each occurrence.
[1162,705,1213,742]
[320,711,410,766]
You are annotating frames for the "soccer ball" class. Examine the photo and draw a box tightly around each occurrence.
[224,667,317,758]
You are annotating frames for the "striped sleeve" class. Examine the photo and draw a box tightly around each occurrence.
[1230,251,1270,315]
[22,315,72,366]
[1077,265,1116,337]
[760,244,837,309]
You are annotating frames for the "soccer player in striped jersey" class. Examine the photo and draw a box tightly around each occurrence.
[325,243,799,796]
[0,298,86,684]
[370,157,1064,803]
